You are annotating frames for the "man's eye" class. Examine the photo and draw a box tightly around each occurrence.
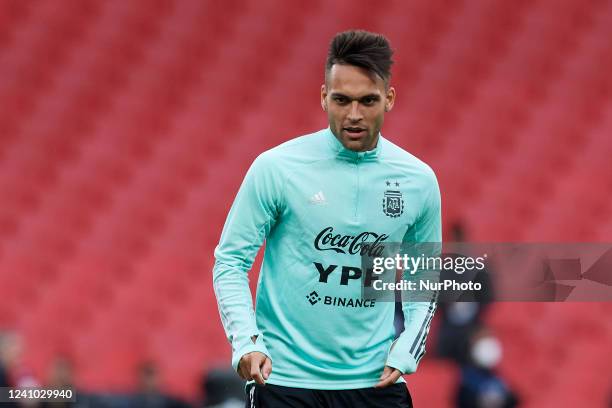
[334,97,348,104]
[362,98,376,105]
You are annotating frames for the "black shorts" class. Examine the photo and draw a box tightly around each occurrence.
[245,383,413,408]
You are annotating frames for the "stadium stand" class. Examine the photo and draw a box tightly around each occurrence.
[0,0,611,406]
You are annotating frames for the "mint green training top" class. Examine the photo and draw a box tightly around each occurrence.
[213,127,441,390]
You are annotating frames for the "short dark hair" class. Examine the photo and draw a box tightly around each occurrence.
[325,30,394,85]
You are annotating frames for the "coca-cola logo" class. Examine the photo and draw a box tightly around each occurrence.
[314,226,388,257]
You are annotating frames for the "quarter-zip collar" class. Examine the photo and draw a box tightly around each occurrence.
[325,127,382,162]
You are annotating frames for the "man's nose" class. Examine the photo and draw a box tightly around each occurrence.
[347,101,363,122]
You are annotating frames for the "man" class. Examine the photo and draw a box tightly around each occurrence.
[213,30,441,407]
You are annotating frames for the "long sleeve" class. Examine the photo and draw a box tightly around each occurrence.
[212,152,285,371]
[386,171,442,374]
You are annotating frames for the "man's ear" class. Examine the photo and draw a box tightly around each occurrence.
[385,86,396,112]
[321,84,328,112]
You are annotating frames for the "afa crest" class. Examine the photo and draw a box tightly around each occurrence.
[382,181,404,218]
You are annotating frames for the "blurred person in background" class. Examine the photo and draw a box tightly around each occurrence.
[0,331,15,386]
[40,356,80,408]
[46,356,74,389]
[213,29,441,407]
[0,330,23,385]
[455,328,519,408]
[200,368,244,408]
[0,330,26,408]
[131,361,190,408]
[436,221,494,364]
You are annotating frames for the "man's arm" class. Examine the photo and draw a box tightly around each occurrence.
[385,170,442,375]
[212,152,284,377]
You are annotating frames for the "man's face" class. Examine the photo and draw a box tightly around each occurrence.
[321,64,395,152]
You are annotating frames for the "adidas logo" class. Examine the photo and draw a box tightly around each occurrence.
[309,191,327,205]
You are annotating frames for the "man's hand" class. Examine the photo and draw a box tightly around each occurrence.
[375,365,403,388]
[237,351,272,385]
